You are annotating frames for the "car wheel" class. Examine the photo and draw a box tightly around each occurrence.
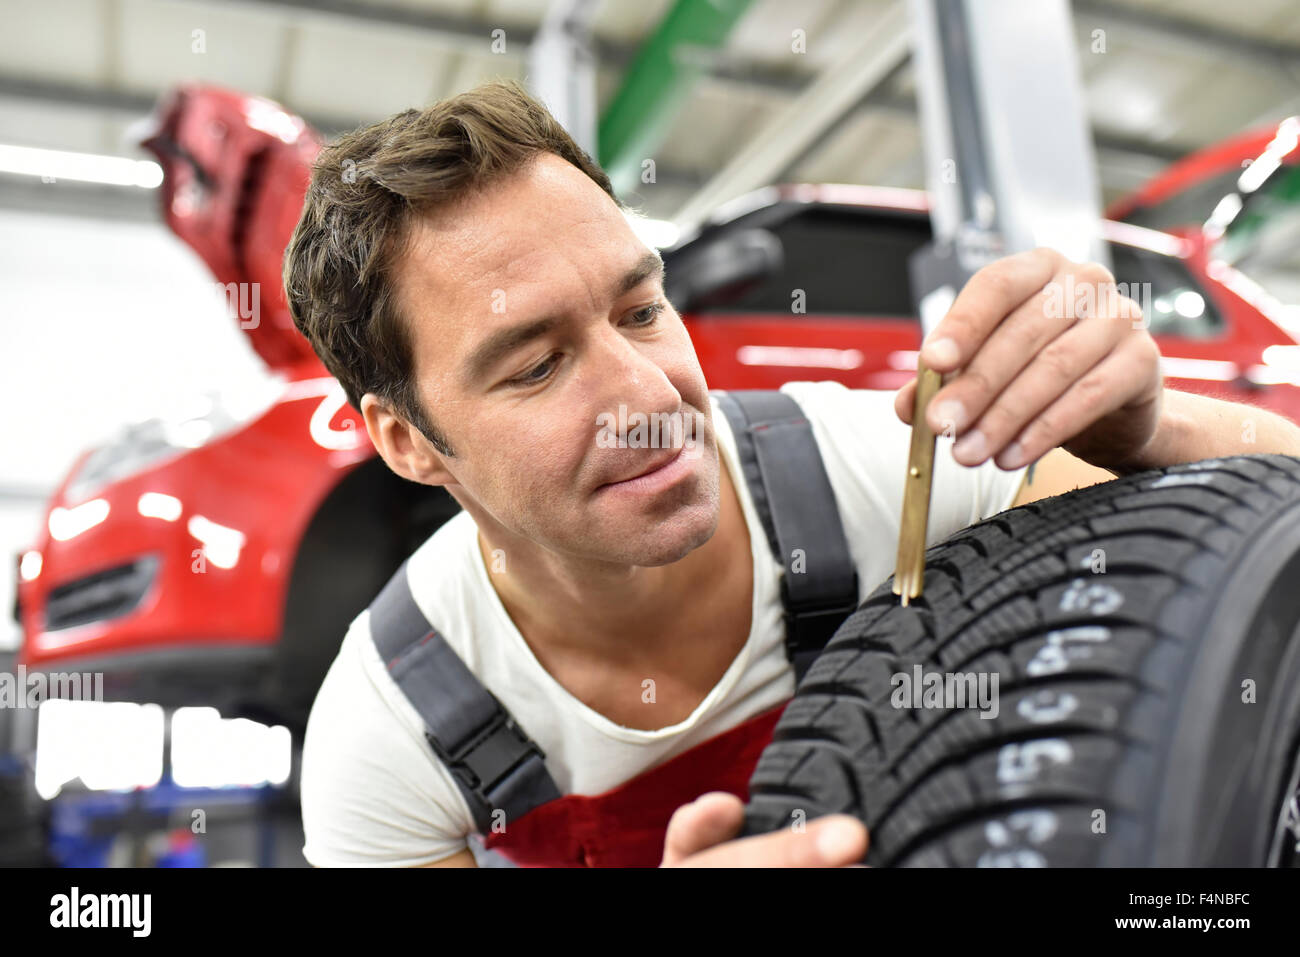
[741,454,1300,867]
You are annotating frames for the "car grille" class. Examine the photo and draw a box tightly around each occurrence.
[43,556,159,631]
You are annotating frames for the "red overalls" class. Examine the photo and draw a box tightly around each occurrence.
[481,700,789,867]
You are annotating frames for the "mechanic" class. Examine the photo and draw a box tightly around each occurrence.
[285,80,1300,868]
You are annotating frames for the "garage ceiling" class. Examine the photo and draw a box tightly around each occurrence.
[1,0,1298,222]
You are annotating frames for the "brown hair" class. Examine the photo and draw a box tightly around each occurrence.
[283,79,620,455]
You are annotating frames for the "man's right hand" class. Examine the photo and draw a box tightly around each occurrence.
[660,792,868,867]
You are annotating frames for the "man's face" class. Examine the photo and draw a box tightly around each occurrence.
[392,152,720,567]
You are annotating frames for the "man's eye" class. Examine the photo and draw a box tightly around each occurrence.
[510,355,558,386]
[627,302,665,327]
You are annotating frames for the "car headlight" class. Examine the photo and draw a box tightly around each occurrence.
[63,384,281,502]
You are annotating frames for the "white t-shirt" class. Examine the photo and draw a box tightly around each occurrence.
[299,381,1026,866]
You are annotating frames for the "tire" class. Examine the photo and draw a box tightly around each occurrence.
[741,454,1300,867]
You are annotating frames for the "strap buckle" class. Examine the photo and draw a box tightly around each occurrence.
[780,576,860,665]
[425,709,546,800]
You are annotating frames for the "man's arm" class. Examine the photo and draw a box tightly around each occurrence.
[1012,389,1300,507]
[1012,446,1113,506]
[300,628,482,868]
[1098,388,1300,475]
[416,848,478,867]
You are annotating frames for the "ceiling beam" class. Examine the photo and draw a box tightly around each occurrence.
[0,64,1181,210]
[0,174,157,222]
[213,0,540,50]
[0,71,364,139]
[216,0,810,96]
[598,0,757,195]
[862,85,1193,163]
[8,0,1287,213]
[1071,0,1300,70]
[0,73,155,115]
[0,73,707,216]
[671,1,912,227]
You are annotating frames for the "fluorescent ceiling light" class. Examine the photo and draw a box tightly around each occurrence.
[0,143,163,188]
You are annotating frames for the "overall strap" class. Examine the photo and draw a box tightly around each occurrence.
[368,560,560,834]
[714,389,860,682]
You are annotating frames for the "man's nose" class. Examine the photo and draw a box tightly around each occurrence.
[590,325,682,422]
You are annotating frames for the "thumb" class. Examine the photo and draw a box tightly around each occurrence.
[660,792,744,866]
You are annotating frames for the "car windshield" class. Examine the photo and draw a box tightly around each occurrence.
[1108,242,1223,339]
[1213,162,1300,313]
[1123,167,1243,234]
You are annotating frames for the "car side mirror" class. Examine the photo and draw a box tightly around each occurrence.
[665,228,784,313]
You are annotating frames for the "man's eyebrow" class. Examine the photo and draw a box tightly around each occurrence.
[463,316,561,386]
[462,251,666,386]
[617,250,665,297]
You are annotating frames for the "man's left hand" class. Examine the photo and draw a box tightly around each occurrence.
[894,247,1163,473]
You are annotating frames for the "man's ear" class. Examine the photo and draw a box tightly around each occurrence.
[360,393,456,487]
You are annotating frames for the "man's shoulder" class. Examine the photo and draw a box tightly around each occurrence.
[709,380,908,476]
[709,380,901,427]
[301,626,476,864]
[300,604,479,865]
[709,379,893,405]
[709,379,1025,594]
[304,610,417,744]
[404,505,477,588]
[778,379,901,421]
[306,506,479,742]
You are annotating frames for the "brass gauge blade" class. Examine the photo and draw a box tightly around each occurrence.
[893,361,944,605]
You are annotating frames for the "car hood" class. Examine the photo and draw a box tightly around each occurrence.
[138,84,323,371]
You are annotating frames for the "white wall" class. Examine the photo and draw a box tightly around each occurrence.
[0,207,279,650]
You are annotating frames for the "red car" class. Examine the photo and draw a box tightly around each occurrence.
[669,182,1300,414]
[15,88,1300,734]
[1106,116,1299,233]
[1107,115,1300,334]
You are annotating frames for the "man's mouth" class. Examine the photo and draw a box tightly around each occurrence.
[596,443,696,496]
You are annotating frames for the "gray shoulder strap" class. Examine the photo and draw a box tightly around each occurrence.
[368,561,560,833]
[714,389,860,681]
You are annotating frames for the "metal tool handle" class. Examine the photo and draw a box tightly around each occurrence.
[893,360,944,605]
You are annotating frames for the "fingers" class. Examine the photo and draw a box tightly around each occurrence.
[660,792,744,866]
[924,280,1084,437]
[919,247,1062,374]
[669,813,868,868]
[660,791,869,867]
[895,377,917,426]
[996,333,1161,470]
[946,302,1129,467]
[894,251,1158,471]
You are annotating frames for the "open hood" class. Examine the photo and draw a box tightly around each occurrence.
[138,85,324,370]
